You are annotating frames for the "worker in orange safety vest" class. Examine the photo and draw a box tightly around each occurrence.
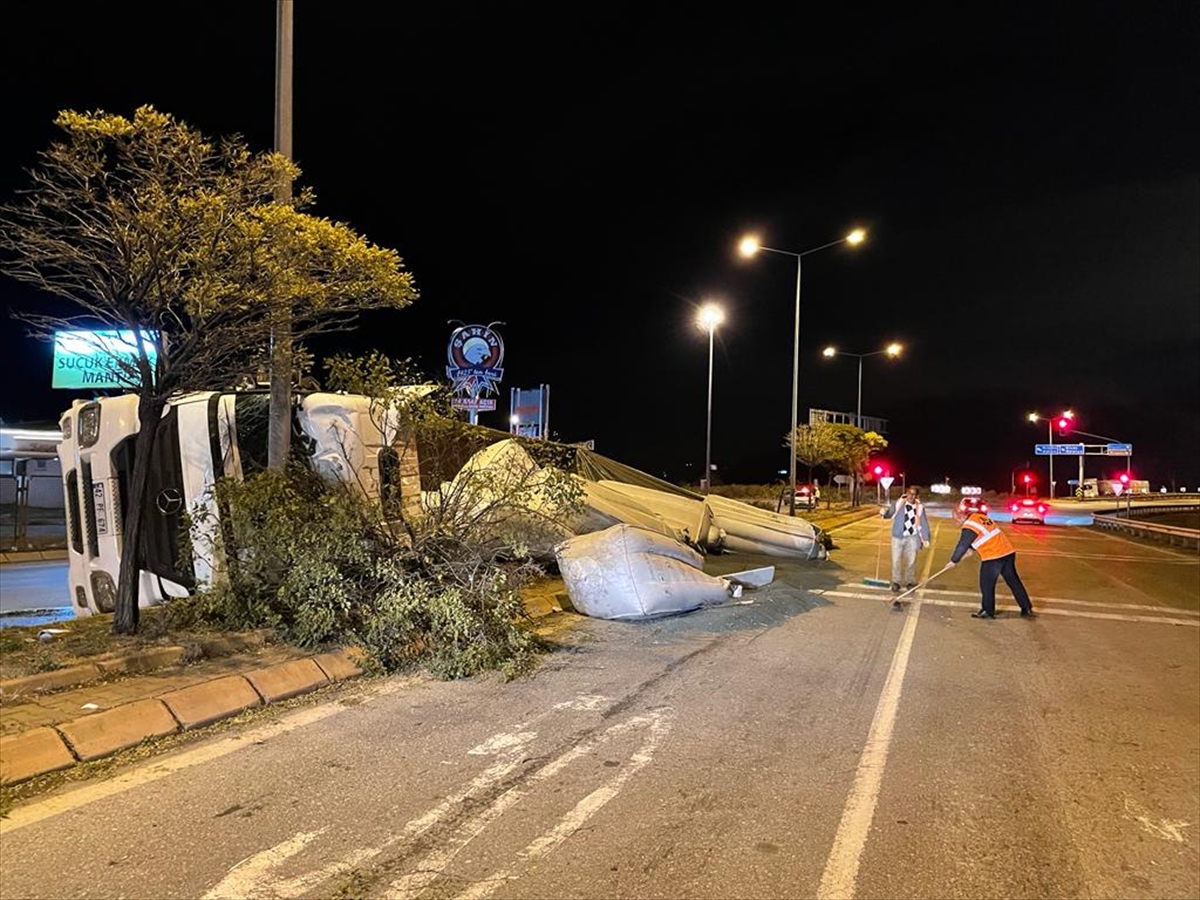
[947,507,1035,619]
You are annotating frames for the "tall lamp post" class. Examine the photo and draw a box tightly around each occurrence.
[821,343,903,428]
[697,303,725,492]
[740,228,866,515]
[1027,410,1073,499]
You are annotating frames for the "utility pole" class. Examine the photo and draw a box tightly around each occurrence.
[268,0,294,470]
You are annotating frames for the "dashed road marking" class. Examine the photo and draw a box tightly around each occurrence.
[820,590,1199,627]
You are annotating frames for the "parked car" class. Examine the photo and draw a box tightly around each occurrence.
[782,483,820,509]
[1010,497,1048,524]
[957,496,989,516]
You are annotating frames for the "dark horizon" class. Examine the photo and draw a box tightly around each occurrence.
[2,1,1197,492]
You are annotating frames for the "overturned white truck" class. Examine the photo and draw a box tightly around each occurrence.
[57,391,828,618]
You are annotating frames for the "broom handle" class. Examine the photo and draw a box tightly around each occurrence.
[894,563,953,601]
[874,511,886,580]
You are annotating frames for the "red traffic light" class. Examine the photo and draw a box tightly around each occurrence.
[1022,473,1033,485]
[1056,417,1072,431]
[1119,473,1130,484]
[873,465,884,476]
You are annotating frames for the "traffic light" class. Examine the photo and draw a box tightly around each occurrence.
[1056,416,1072,432]
[1119,473,1130,485]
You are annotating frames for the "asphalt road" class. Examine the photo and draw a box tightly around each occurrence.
[0,562,70,615]
[1,517,1197,900]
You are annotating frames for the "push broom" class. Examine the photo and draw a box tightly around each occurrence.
[863,509,891,588]
[891,562,954,602]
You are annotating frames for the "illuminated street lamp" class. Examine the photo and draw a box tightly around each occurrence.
[1027,410,1073,499]
[697,302,725,492]
[740,228,866,515]
[821,342,903,429]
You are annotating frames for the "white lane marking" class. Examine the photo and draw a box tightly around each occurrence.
[1015,549,1197,564]
[552,694,609,711]
[1124,798,1193,843]
[820,591,1200,627]
[202,829,328,900]
[838,584,1200,616]
[469,732,537,755]
[816,535,931,900]
[222,746,535,900]
[201,694,610,900]
[450,710,674,900]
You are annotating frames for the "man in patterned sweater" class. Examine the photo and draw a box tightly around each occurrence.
[881,487,931,606]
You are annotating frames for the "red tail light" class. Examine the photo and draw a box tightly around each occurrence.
[1037,505,1046,514]
[1010,504,1019,512]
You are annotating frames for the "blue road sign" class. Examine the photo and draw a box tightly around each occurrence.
[1035,443,1084,455]
[1105,443,1133,455]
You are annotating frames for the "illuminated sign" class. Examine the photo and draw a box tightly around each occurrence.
[447,324,504,424]
[52,330,158,389]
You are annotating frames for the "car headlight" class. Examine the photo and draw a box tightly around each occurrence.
[90,571,116,612]
[78,403,101,448]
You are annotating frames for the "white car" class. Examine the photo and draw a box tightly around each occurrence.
[1009,497,1048,524]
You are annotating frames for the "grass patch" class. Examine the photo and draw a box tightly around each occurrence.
[0,608,272,682]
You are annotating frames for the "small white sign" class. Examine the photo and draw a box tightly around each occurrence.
[879,476,895,490]
[833,475,850,485]
[930,483,952,495]
[1112,483,1125,496]
[960,485,982,495]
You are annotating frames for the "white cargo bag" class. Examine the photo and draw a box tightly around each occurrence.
[554,524,733,620]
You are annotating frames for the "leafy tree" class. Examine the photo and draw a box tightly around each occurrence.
[0,107,417,633]
[786,422,838,495]
[824,424,888,505]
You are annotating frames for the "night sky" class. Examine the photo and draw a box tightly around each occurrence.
[2,2,1197,491]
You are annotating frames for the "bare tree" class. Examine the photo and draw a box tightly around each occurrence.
[0,106,417,632]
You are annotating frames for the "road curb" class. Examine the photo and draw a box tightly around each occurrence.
[0,727,76,785]
[245,658,329,702]
[0,663,104,700]
[159,674,263,730]
[0,648,368,786]
[312,647,367,681]
[820,507,885,532]
[0,549,69,564]
[56,698,180,762]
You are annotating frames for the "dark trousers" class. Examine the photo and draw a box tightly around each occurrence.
[979,552,1032,615]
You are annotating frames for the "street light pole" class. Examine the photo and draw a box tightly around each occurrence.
[1028,410,1073,499]
[823,342,902,504]
[789,254,802,511]
[856,355,863,428]
[705,321,716,492]
[697,303,724,493]
[740,230,865,515]
[1047,419,1054,499]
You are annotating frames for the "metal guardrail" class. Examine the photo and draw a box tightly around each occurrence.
[1096,502,1200,520]
[1091,513,1200,549]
